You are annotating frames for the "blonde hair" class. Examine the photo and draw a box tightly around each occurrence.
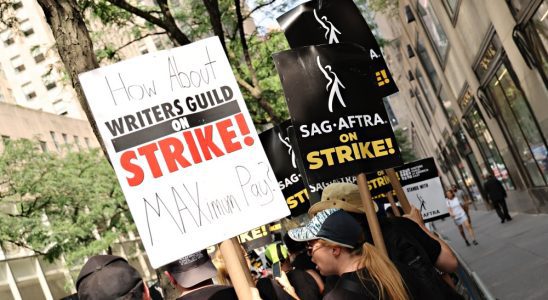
[320,240,410,300]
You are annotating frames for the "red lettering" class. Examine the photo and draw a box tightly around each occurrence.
[137,143,163,178]
[216,118,241,153]
[194,125,224,160]
[120,150,144,186]
[158,137,191,172]
[183,131,202,164]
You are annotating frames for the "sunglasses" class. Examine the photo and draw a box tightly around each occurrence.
[306,241,326,256]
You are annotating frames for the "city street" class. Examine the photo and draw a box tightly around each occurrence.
[435,208,548,300]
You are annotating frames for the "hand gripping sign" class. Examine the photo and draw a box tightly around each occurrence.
[277,0,398,98]
[79,37,289,268]
[259,120,310,217]
[273,43,402,185]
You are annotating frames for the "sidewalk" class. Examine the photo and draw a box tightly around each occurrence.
[434,209,548,300]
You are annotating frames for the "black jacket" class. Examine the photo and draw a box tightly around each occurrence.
[484,177,507,201]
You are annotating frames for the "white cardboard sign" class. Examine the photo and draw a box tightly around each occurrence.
[79,37,289,268]
[403,177,448,222]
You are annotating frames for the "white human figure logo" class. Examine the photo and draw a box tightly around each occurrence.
[313,9,341,44]
[278,132,297,169]
[317,56,346,113]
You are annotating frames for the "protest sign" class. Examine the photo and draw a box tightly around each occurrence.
[273,44,402,185]
[259,121,310,217]
[79,37,290,268]
[238,225,272,252]
[396,158,449,222]
[277,0,398,98]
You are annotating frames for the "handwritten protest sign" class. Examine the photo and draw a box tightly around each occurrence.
[79,37,289,268]
[396,158,449,222]
[259,121,310,217]
[277,0,398,98]
[273,44,402,185]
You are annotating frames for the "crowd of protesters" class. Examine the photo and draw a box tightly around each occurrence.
[73,181,473,300]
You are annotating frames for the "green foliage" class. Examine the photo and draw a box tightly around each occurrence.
[0,140,133,266]
[394,128,417,163]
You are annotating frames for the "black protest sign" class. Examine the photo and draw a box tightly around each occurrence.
[395,158,449,222]
[238,225,272,252]
[259,121,310,217]
[273,44,402,185]
[277,0,398,97]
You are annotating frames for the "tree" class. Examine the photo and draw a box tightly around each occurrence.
[0,140,132,266]
[394,128,417,163]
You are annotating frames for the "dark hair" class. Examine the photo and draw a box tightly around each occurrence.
[283,232,306,253]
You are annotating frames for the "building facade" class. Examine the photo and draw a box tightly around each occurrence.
[378,0,548,213]
[0,102,157,300]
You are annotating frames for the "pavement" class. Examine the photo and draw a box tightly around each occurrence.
[434,208,548,300]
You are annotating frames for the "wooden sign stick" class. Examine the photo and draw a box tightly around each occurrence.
[356,173,388,256]
[385,168,412,214]
[386,191,401,216]
[219,237,255,300]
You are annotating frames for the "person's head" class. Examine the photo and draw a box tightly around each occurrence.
[308,183,365,216]
[76,255,150,300]
[445,189,455,199]
[282,232,306,254]
[164,250,218,293]
[289,209,409,300]
[451,185,458,192]
[384,206,404,218]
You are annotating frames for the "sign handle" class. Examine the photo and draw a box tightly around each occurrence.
[385,168,411,214]
[356,173,388,256]
[219,237,255,300]
[386,191,401,216]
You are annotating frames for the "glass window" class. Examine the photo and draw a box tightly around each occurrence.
[42,72,56,90]
[487,62,548,186]
[0,262,16,300]
[84,137,91,149]
[31,46,45,64]
[416,0,450,63]
[415,97,431,130]
[74,136,81,150]
[415,68,437,111]
[0,29,14,46]
[50,131,60,151]
[10,56,25,73]
[416,38,442,93]
[19,19,34,37]
[524,2,548,86]
[465,105,514,189]
[442,0,461,22]
[21,82,36,100]
[40,141,47,152]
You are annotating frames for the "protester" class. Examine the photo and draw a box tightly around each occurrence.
[483,173,512,223]
[453,185,472,225]
[264,242,323,300]
[285,208,410,299]
[164,249,238,300]
[309,182,462,299]
[446,189,478,246]
[76,255,152,300]
[384,205,404,218]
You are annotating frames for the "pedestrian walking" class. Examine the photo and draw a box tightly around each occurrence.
[446,189,478,246]
[453,185,472,225]
[483,173,512,223]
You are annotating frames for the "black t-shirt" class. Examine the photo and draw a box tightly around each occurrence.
[381,217,442,264]
[291,252,317,271]
[256,278,294,300]
[323,269,382,300]
[287,269,322,300]
[176,285,237,300]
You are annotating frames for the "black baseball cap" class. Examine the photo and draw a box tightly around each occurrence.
[288,208,364,249]
[76,255,143,300]
[165,250,218,288]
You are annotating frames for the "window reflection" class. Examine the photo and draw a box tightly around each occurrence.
[416,0,450,63]
[487,63,548,186]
